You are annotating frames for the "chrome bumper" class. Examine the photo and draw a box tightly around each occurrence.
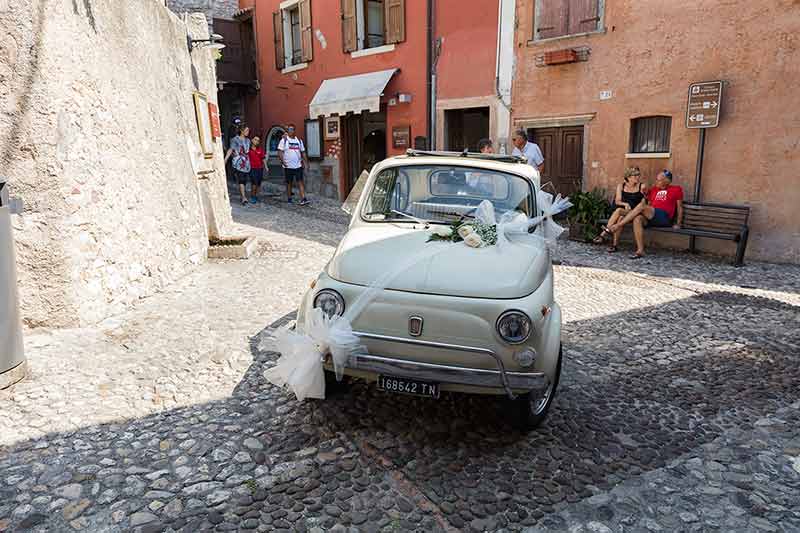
[345,353,546,398]
[336,332,547,399]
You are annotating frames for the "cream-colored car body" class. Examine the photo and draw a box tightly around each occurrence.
[298,154,561,397]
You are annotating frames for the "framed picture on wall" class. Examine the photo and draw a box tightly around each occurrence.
[192,92,214,159]
[324,116,340,140]
[305,118,323,160]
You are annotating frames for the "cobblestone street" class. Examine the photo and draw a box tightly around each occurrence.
[2,195,799,533]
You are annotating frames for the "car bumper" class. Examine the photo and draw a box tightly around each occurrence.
[330,352,547,395]
[322,329,554,399]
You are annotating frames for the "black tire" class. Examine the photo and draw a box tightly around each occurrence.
[324,369,350,396]
[510,344,562,431]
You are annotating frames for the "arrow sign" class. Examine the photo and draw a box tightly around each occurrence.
[686,81,723,129]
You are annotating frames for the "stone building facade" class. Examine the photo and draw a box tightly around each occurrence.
[166,0,240,30]
[512,0,800,263]
[1,0,233,327]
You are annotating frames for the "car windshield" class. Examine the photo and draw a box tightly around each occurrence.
[361,165,534,224]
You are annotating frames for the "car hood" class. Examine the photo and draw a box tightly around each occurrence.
[327,224,550,299]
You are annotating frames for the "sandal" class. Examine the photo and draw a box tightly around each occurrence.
[606,245,618,253]
[592,230,610,244]
[629,252,644,260]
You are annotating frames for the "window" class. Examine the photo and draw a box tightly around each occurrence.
[342,0,405,53]
[273,0,313,70]
[534,0,603,41]
[630,116,672,154]
[361,165,534,223]
[305,119,323,159]
[289,6,302,65]
[365,0,385,48]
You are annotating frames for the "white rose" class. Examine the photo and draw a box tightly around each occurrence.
[464,233,484,248]
[457,225,475,239]
[431,226,453,238]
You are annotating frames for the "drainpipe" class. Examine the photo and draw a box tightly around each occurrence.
[427,0,435,149]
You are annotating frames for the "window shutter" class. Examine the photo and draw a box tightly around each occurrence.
[273,10,285,70]
[568,0,600,35]
[299,0,313,62]
[385,0,405,44]
[536,0,568,40]
[341,0,358,53]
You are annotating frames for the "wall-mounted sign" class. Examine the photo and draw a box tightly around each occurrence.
[324,116,340,140]
[392,125,411,149]
[192,92,214,159]
[686,80,723,128]
[207,102,221,139]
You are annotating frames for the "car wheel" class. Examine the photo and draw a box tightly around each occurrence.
[324,369,350,397]
[510,344,562,431]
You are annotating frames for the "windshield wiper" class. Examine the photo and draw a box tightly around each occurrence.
[390,210,429,226]
[437,211,475,220]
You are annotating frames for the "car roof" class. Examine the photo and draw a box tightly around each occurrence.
[374,154,541,186]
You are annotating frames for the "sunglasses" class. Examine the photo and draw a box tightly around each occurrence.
[663,169,672,178]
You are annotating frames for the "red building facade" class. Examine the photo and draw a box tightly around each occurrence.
[240,0,429,200]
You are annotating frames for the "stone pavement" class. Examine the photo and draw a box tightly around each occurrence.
[1,194,799,532]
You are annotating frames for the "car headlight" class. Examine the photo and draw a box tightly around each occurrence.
[496,310,532,344]
[313,289,345,319]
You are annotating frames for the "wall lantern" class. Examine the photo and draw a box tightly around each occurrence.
[188,33,226,52]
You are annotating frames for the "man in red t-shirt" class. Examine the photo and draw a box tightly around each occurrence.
[247,136,267,204]
[606,170,683,258]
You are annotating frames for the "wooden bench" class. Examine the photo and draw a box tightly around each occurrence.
[600,202,751,266]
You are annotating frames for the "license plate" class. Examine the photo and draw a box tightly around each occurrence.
[376,375,440,399]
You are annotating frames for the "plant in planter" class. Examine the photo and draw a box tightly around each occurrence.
[567,189,613,242]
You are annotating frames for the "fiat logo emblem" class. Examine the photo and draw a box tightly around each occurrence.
[409,316,424,337]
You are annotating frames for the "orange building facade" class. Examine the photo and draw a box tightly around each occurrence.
[512,0,800,263]
[239,0,430,200]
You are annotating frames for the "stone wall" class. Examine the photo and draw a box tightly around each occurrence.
[0,0,233,327]
[166,0,240,28]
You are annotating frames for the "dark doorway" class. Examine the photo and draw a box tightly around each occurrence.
[362,110,386,171]
[529,126,583,197]
[363,129,386,169]
[445,107,490,152]
[342,111,387,195]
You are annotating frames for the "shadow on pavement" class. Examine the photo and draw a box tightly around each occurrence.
[2,290,798,532]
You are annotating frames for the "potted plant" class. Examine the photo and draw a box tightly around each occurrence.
[567,189,612,242]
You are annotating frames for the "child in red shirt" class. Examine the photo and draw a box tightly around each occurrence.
[248,136,267,204]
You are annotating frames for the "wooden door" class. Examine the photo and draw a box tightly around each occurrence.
[343,114,364,195]
[531,126,583,197]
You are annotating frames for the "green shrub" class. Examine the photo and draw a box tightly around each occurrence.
[567,189,613,241]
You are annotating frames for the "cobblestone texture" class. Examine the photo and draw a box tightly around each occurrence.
[1,194,799,532]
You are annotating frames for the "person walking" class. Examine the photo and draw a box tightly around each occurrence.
[511,129,544,172]
[224,125,251,206]
[248,136,266,204]
[277,124,310,205]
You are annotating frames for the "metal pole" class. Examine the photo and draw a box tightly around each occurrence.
[689,128,706,252]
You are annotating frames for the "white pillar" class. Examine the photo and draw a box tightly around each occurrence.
[495,0,515,154]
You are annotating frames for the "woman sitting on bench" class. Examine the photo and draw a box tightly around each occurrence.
[604,170,684,259]
[594,167,647,252]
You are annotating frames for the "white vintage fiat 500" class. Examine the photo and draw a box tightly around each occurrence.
[296,150,564,429]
